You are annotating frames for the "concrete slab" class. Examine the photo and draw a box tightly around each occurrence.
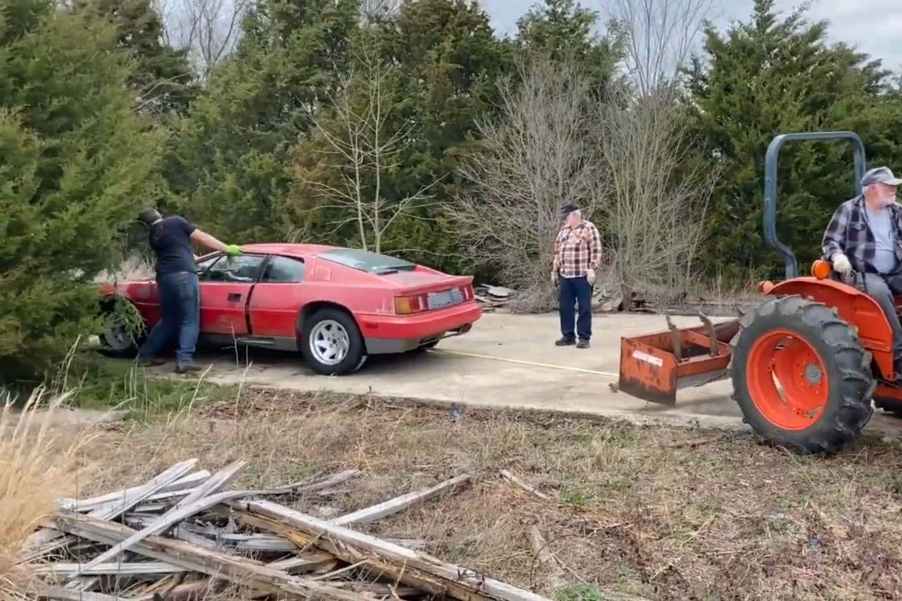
[175,312,902,437]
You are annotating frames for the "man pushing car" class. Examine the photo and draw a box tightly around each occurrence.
[135,208,242,373]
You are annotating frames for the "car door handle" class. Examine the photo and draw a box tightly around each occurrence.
[228,293,243,302]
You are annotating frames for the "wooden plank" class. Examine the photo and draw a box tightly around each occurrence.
[500,470,551,502]
[58,470,210,513]
[80,486,253,571]
[236,499,553,601]
[36,562,186,577]
[235,510,452,597]
[53,513,366,601]
[28,460,198,551]
[332,474,471,526]
[88,459,199,520]
[172,460,246,511]
[268,553,338,573]
[42,587,130,601]
[126,469,360,514]
[277,469,361,494]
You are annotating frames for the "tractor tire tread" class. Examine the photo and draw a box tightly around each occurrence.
[731,295,874,454]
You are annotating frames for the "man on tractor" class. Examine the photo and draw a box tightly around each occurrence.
[823,166,902,377]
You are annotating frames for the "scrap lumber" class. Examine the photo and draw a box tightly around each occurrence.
[36,562,186,577]
[501,470,551,502]
[268,552,337,573]
[59,470,211,513]
[79,488,256,571]
[27,460,199,556]
[52,513,366,601]
[235,499,553,601]
[42,587,130,601]
[332,474,471,526]
[88,459,199,520]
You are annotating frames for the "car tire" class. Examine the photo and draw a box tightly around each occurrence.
[302,308,366,376]
[98,307,142,358]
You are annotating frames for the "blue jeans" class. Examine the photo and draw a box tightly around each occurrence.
[559,276,592,341]
[138,271,200,366]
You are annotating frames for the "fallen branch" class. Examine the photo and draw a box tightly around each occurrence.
[332,474,471,526]
[501,470,551,501]
[529,526,567,591]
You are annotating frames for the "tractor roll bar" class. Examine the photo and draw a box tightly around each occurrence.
[763,131,867,279]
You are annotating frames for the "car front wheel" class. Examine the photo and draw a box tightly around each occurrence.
[302,308,367,375]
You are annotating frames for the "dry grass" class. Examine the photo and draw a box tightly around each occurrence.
[0,388,91,600]
[68,387,902,601]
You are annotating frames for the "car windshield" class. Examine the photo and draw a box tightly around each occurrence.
[320,248,416,274]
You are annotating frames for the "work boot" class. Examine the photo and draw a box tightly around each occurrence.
[136,357,166,368]
[555,337,576,347]
[175,362,204,375]
[576,339,591,349]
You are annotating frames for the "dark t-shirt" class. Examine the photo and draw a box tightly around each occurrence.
[149,216,197,275]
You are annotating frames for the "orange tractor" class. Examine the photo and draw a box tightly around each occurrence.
[618,132,902,453]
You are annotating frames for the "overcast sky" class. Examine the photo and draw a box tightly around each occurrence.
[478,0,902,71]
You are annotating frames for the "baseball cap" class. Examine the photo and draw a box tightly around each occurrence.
[560,203,579,217]
[861,166,902,187]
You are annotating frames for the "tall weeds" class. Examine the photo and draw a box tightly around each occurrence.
[0,388,87,600]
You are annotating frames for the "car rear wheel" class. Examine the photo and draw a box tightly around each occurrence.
[302,308,366,375]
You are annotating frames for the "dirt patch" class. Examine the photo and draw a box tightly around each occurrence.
[78,387,902,601]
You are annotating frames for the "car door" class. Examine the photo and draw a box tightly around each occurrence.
[248,255,307,341]
[198,254,266,337]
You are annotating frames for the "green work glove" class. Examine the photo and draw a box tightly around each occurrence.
[224,244,242,257]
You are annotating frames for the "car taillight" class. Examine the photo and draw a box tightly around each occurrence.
[395,295,425,315]
[463,285,474,300]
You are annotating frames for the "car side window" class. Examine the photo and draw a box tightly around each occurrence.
[201,255,265,283]
[195,255,223,281]
[261,256,305,283]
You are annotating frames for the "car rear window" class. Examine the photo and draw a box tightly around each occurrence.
[320,248,416,274]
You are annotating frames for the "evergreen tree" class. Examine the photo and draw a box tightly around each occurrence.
[516,0,623,91]
[165,0,360,243]
[688,0,895,279]
[0,0,164,380]
[77,0,197,116]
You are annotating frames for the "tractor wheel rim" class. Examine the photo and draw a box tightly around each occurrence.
[746,329,829,431]
[310,320,350,366]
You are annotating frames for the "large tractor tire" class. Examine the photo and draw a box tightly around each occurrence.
[731,296,875,454]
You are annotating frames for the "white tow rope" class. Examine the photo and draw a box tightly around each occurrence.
[429,348,618,378]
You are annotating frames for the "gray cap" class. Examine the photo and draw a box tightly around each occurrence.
[138,208,162,226]
[861,166,902,187]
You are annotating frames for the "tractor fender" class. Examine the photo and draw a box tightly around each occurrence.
[763,277,893,379]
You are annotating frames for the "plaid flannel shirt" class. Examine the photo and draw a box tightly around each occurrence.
[554,220,602,278]
[822,194,902,274]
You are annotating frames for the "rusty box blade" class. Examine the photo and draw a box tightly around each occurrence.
[617,320,740,406]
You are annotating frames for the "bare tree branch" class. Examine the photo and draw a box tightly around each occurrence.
[454,56,600,311]
[292,42,439,253]
[161,0,252,80]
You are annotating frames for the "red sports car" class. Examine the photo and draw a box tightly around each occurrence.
[99,244,482,374]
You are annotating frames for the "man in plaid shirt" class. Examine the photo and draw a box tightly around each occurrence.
[823,166,902,374]
[553,203,602,349]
